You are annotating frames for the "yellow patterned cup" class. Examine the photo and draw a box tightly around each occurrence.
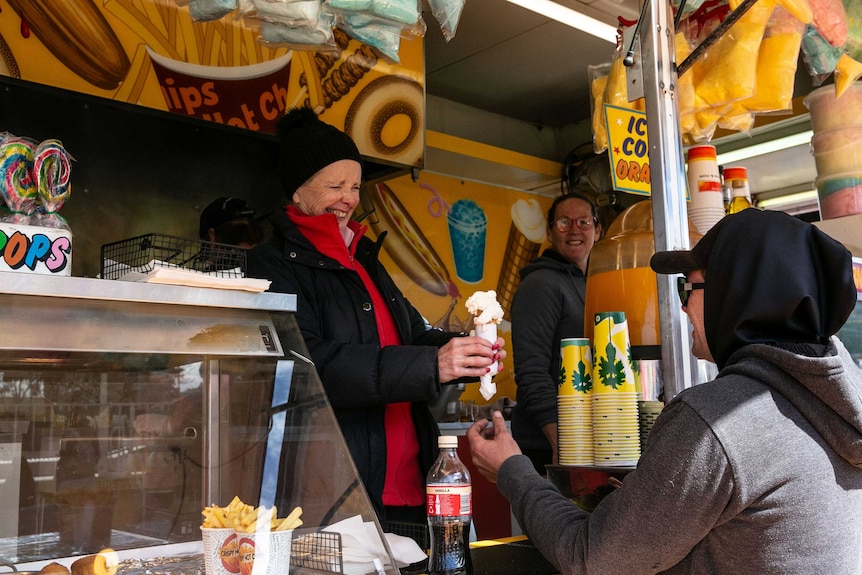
[559,338,593,396]
[592,312,637,394]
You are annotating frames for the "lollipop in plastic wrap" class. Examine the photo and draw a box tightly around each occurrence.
[0,133,37,224]
[34,139,73,229]
[465,290,504,400]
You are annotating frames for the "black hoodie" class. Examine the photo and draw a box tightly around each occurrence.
[701,209,855,369]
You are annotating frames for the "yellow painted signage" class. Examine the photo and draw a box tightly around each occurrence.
[605,104,651,196]
[0,0,425,168]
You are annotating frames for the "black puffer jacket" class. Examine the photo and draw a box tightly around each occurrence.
[247,209,459,517]
[510,249,587,451]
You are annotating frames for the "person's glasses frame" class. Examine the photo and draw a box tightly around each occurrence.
[677,276,705,307]
[554,216,598,233]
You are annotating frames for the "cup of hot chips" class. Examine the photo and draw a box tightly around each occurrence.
[202,497,303,575]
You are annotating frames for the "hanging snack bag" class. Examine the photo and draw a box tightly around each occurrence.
[691,0,775,108]
[427,0,466,41]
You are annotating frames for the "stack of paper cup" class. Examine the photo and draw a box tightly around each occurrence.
[557,338,594,466]
[591,312,640,466]
[636,359,664,452]
[686,145,726,234]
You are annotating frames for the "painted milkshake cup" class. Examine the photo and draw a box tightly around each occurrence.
[447,199,488,283]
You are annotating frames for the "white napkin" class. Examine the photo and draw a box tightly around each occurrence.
[322,515,426,573]
[474,322,498,400]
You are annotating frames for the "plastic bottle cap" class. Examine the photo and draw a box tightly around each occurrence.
[687,145,717,161]
[723,166,748,179]
[438,435,458,448]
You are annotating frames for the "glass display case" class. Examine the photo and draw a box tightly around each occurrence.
[0,272,393,573]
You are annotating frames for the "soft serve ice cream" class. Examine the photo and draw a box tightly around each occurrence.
[465,290,504,400]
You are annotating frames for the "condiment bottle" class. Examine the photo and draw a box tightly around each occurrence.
[724,166,754,214]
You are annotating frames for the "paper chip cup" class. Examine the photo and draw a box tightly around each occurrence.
[238,530,293,575]
[202,527,240,575]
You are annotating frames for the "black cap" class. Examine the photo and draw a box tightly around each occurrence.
[649,215,726,274]
[199,197,256,240]
[277,107,363,197]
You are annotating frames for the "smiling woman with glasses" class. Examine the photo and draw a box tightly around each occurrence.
[677,276,705,306]
[510,191,601,474]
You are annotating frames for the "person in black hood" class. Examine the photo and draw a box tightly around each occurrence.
[467,208,862,574]
[509,192,601,473]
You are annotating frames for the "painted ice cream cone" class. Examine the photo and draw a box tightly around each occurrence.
[495,199,546,317]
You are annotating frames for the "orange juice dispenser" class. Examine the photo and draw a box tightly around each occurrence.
[585,200,701,397]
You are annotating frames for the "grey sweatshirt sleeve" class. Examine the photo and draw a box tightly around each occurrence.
[497,399,736,575]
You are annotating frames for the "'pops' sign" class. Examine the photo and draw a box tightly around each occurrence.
[0,223,72,275]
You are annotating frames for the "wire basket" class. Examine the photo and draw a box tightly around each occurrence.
[100,233,247,280]
[291,528,344,574]
[384,520,429,552]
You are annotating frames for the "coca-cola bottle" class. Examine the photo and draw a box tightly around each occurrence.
[426,435,473,575]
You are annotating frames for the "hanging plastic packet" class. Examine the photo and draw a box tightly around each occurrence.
[336,10,410,62]
[846,0,862,58]
[426,0,465,41]
[254,8,338,52]
[188,0,237,21]
[588,62,611,154]
[236,0,256,18]
[691,0,776,108]
[809,0,847,46]
[370,0,420,25]
[327,0,372,10]
[253,0,322,26]
[675,29,699,141]
[0,133,38,225]
[800,24,843,80]
[739,5,804,113]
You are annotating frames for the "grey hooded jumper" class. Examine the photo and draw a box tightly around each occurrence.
[496,209,862,574]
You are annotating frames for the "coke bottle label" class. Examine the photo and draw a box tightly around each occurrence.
[426,484,472,517]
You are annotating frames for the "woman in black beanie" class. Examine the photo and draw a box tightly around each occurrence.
[247,107,505,526]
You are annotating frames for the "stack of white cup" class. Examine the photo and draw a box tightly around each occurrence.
[686,144,726,234]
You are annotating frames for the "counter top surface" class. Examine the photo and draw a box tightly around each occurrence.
[0,271,296,312]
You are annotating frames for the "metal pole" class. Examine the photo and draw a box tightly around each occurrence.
[639,0,697,400]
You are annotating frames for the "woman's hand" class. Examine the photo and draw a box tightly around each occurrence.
[466,411,522,483]
[437,336,506,384]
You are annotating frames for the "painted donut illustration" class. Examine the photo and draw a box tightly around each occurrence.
[345,75,424,166]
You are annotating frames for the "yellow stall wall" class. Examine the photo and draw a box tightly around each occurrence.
[363,171,553,404]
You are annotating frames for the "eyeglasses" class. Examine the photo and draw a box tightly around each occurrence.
[554,216,597,232]
[677,277,705,307]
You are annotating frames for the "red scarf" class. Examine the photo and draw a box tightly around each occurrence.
[287,207,424,507]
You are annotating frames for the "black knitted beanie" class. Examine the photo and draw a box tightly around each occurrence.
[276,107,363,198]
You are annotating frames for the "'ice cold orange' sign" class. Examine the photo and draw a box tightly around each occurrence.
[605,104,651,197]
[0,223,72,275]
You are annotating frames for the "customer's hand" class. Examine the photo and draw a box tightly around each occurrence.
[466,411,522,484]
[437,336,506,384]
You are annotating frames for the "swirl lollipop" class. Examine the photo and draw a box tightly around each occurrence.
[34,139,73,229]
[0,135,37,224]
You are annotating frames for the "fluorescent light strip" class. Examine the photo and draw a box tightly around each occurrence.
[758,190,819,209]
[716,130,813,165]
[504,0,618,43]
